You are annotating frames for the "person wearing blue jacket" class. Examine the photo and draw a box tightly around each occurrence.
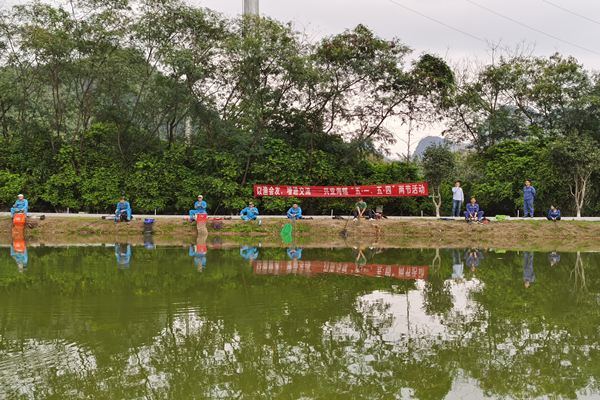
[547,205,561,221]
[240,245,258,263]
[189,195,207,220]
[287,203,303,219]
[523,180,536,218]
[11,242,28,270]
[115,243,131,268]
[189,245,207,271]
[287,247,303,260]
[464,250,483,272]
[115,198,132,224]
[240,202,259,221]
[464,198,484,221]
[523,252,535,288]
[11,194,28,218]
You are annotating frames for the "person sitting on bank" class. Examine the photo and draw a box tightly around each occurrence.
[353,198,373,220]
[189,195,207,220]
[11,194,28,218]
[464,197,484,221]
[547,205,561,221]
[240,202,259,220]
[115,198,132,224]
[287,203,303,219]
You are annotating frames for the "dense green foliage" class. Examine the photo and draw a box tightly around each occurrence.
[1,0,600,216]
[0,0,453,215]
[444,52,600,216]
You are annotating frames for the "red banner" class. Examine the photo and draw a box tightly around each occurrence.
[254,183,428,197]
[254,260,428,280]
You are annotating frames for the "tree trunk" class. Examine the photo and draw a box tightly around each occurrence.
[431,184,442,218]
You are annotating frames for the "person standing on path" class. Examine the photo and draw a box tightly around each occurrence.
[451,181,464,217]
[523,181,536,218]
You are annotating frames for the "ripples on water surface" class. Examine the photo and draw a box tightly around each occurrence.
[1,240,599,399]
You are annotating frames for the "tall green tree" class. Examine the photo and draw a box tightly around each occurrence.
[421,143,455,217]
[548,133,600,217]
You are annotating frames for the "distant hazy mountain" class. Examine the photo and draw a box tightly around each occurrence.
[411,136,466,159]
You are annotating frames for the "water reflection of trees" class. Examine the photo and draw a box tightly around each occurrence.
[0,247,600,399]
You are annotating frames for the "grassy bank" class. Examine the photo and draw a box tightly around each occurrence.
[2,216,600,251]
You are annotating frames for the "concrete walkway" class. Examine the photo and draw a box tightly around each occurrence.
[3,212,600,222]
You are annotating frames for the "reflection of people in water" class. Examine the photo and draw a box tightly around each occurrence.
[354,247,367,271]
[189,245,207,272]
[11,240,28,271]
[523,252,535,288]
[464,249,483,272]
[452,249,464,282]
[286,247,302,260]
[115,243,131,268]
[240,245,259,263]
[548,251,560,267]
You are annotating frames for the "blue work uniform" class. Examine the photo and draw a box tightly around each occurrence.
[523,252,535,283]
[287,248,303,260]
[115,244,131,268]
[548,252,560,266]
[11,245,28,268]
[240,245,258,261]
[189,200,207,219]
[464,251,483,267]
[548,209,561,221]
[287,207,303,219]
[189,246,207,269]
[464,203,484,220]
[115,201,132,222]
[523,186,536,217]
[11,199,28,218]
[240,207,259,221]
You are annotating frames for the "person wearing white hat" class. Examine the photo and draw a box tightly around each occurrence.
[189,195,207,220]
[11,194,28,218]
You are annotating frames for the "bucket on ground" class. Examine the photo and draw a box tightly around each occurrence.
[13,213,26,227]
[212,218,223,231]
[143,218,154,234]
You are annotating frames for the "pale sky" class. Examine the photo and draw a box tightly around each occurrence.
[191,0,600,157]
[3,0,599,156]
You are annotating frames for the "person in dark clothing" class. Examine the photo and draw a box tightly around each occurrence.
[464,249,483,273]
[547,205,561,221]
[464,198,484,221]
[523,252,535,288]
[523,181,537,218]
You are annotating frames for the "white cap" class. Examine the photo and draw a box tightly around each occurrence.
[198,195,203,198]
[18,194,24,197]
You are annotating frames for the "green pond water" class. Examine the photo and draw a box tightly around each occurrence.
[1,239,600,399]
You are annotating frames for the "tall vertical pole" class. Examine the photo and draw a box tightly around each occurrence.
[243,0,259,15]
